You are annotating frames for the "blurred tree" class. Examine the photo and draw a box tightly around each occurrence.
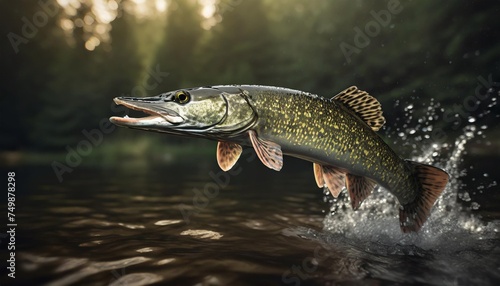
[195,0,277,85]
[0,0,66,150]
[263,0,349,93]
[1,0,499,152]
[101,8,144,116]
[266,0,500,130]
[29,2,121,149]
[153,0,203,92]
[0,0,144,150]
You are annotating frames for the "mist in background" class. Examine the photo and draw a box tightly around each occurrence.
[1,0,499,166]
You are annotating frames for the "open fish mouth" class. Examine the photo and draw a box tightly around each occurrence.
[109,97,183,127]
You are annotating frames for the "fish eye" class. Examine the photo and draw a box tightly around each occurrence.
[175,91,190,104]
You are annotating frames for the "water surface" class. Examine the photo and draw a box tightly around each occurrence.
[5,100,500,286]
[5,150,499,286]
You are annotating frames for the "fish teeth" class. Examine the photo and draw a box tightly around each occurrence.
[124,115,129,118]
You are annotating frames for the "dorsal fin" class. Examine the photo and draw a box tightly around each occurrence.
[332,86,386,131]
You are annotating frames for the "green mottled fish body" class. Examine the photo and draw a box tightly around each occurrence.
[246,86,413,203]
[110,85,449,232]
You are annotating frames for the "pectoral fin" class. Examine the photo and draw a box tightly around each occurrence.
[313,163,346,197]
[217,141,243,171]
[249,130,283,171]
[345,174,376,210]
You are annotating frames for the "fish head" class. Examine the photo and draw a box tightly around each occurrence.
[109,86,257,138]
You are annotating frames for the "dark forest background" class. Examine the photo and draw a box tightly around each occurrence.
[1,0,499,164]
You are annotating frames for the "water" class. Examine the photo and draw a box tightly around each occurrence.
[4,97,500,285]
[8,163,329,285]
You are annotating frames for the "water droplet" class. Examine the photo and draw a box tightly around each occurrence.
[468,117,476,123]
[471,202,480,210]
[459,192,471,202]
[483,173,489,177]
[398,132,405,137]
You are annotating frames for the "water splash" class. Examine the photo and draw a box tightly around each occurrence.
[323,94,500,249]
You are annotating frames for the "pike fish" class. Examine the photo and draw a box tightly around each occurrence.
[110,85,449,232]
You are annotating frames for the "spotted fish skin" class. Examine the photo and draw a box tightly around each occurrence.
[244,86,413,202]
[110,85,449,232]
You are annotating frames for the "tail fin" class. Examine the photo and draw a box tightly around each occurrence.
[399,161,449,233]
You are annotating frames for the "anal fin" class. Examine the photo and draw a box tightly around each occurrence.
[345,173,376,210]
[217,141,243,171]
[313,163,346,197]
[322,165,346,197]
[399,161,449,233]
[313,163,324,188]
[248,130,283,171]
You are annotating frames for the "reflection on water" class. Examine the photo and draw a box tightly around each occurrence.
[9,152,500,286]
[12,161,329,285]
[6,98,500,286]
